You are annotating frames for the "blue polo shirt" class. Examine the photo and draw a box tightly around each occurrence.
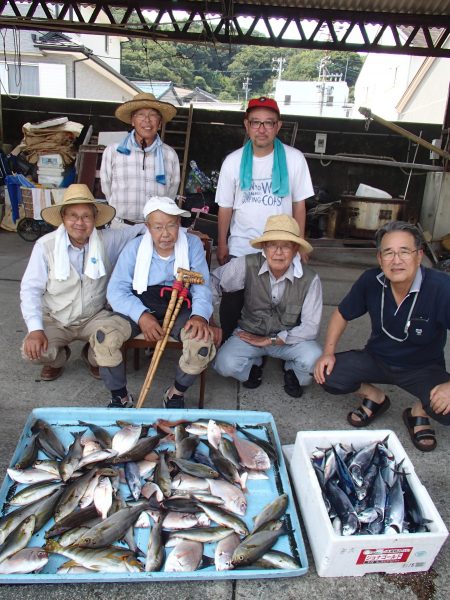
[338,266,450,368]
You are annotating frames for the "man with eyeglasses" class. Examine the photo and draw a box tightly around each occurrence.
[20,184,145,389]
[100,196,219,408]
[212,214,322,398]
[215,96,314,388]
[100,93,180,224]
[314,220,450,452]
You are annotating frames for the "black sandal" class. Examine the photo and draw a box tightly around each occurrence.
[347,396,391,428]
[402,408,437,452]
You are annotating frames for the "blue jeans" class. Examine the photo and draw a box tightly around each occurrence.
[214,332,322,386]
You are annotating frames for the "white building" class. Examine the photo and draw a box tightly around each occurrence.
[274,79,351,118]
[352,30,450,123]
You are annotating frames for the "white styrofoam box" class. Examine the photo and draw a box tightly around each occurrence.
[37,174,64,187]
[290,430,448,577]
[355,183,392,199]
[37,154,64,168]
[37,167,65,176]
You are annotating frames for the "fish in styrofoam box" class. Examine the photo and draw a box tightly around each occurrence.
[289,430,448,577]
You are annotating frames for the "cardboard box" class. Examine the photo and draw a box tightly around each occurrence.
[290,430,448,577]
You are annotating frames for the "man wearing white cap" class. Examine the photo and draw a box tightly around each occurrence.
[97,196,218,408]
[100,93,180,224]
[213,214,322,397]
[20,184,145,387]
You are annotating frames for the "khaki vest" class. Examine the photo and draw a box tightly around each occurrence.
[238,252,316,336]
[41,231,111,326]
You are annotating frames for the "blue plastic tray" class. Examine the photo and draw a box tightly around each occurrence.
[0,407,308,583]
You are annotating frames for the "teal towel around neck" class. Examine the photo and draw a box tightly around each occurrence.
[239,137,289,197]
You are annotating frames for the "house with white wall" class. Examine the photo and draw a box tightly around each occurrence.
[0,4,137,101]
[274,79,351,118]
[352,30,449,123]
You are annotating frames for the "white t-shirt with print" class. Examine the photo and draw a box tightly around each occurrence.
[215,143,314,257]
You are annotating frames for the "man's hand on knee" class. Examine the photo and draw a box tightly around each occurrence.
[430,381,450,415]
[184,316,213,342]
[23,330,48,360]
[314,353,336,384]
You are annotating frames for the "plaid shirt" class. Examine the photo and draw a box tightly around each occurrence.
[100,142,180,222]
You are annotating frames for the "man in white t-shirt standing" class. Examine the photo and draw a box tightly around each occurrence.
[215,96,314,344]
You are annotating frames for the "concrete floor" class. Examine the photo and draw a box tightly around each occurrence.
[0,230,448,599]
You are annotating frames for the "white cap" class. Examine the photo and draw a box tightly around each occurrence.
[143,196,191,220]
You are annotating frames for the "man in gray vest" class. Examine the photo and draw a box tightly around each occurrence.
[212,214,322,397]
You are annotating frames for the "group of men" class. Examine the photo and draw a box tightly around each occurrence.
[19,93,450,452]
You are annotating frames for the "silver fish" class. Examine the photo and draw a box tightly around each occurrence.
[253,550,300,570]
[155,451,171,498]
[111,423,142,456]
[54,468,99,523]
[162,511,210,530]
[6,467,60,485]
[253,493,288,533]
[166,526,233,545]
[44,539,143,572]
[79,421,112,449]
[171,473,210,492]
[124,461,142,501]
[14,433,40,470]
[0,547,49,574]
[170,457,219,479]
[9,481,63,506]
[59,526,91,547]
[94,476,113,520]
[195,502,249,535]
[141,481,164,503]
[59,430,86,482]
[73,502,148,548]
[0,515,36,563]
[215,532,240,571]
[206,478,247,516]
[164,539,203,572]
[145,515,164,571]
[31,419,66,460]
[231,528,284,567]
[77,448,117,470]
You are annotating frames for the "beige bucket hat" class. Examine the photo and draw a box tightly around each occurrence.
[143,196,191,220]
[250,214,313,254]
[41,184,116,227]
[115,93,177,125]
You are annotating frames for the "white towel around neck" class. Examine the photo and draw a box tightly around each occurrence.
[132,228,190,294]
[54,224,106,281]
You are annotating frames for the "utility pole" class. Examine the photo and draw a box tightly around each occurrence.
[272,57,286,81]
[242,76,252,103]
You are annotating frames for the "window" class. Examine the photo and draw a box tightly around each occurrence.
[8,64,39,95]
[284,94,291,105]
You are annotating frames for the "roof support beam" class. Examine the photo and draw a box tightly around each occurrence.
[1,1,449,57]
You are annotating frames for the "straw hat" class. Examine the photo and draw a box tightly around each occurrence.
[250,214,313,254]
[41,184,116,227]
[143,196,191,220]
[115,93,177,125]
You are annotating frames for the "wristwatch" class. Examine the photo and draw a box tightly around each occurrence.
[270,335,278,346]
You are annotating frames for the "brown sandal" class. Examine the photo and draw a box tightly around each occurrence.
[402,408,437,452]
[347,395,391,428]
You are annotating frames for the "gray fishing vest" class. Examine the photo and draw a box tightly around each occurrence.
[238,252,316,336]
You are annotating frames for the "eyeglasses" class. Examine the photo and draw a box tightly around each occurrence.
[265,242,294,253]
[248,119,278,131]
[133,112,161,121]
[148,223,179,233]
[379,248,418,261]
[64,213,95,223]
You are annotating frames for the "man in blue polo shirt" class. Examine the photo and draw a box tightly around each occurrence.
[314,220,450,452]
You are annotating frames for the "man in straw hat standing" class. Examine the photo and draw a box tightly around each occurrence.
[100,92,180,224]
[20,184,145,400]
[212,214,322,397]
[97,196,219,408]
[215,96,314,344]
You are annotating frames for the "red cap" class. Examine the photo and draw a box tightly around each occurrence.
[246,96,280,116]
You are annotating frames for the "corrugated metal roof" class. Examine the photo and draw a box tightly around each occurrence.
[231,1,450,16]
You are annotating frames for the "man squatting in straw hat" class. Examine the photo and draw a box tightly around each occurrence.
[100,93,180,224]
[212,214,322,398]
[96,196,221,409]
[314,221,450,452]
[215,97,314,345]
[20,184,145,393]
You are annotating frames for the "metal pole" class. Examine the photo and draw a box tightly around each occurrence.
[359,107,450,161]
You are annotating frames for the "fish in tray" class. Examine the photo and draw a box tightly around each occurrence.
[0,416,301,576]
[311,437,432,536]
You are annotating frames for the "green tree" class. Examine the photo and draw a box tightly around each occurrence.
[283,50,364,87]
